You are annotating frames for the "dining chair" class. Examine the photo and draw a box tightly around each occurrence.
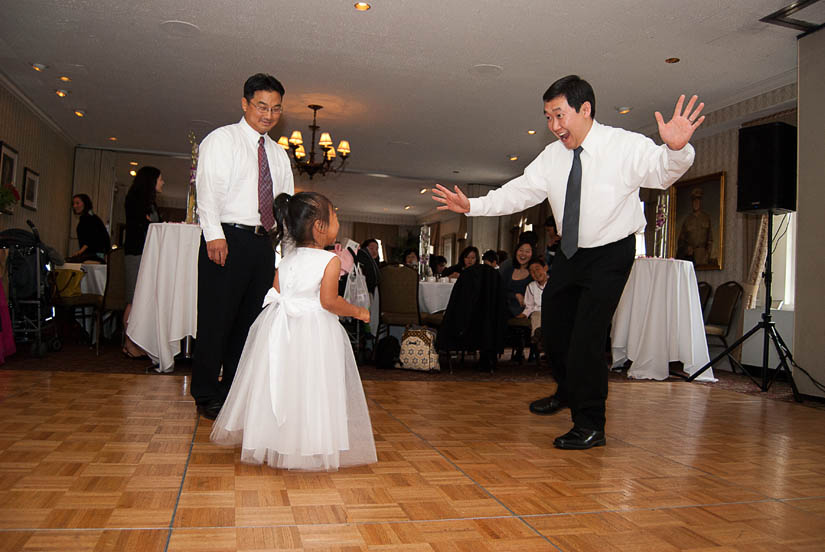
[704,280,743,371]
[697,281,712,319]
[375,264,420,342]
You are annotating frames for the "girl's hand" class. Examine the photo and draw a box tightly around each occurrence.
[357,307,370,323]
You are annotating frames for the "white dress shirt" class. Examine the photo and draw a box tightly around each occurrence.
[196,117,294,242]
[522,279,546,318]
[468,121,695,248]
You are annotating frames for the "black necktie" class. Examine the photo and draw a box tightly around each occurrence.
[561,146,583,259]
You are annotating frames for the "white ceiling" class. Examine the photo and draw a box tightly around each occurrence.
[0,0,818,221]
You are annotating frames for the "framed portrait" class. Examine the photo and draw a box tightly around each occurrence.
[668,172,725,270]
[22,167,39,210]
[0,142,19,191]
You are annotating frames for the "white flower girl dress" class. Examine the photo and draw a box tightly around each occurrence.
[210,247,377,471]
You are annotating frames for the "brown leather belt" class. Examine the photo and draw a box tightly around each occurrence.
[222,222,268,236]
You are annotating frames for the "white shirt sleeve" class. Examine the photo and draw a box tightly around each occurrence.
[625,132,695,191]
[196,130,231,242]
[522,281,542,317]
[468,155,549,217]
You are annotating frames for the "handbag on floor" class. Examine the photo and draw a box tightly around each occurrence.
[399,326,440,372]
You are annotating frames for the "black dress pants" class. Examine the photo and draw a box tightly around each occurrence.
[190,225,275,405]
[540,234,635,431]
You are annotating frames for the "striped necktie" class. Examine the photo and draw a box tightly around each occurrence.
[258,136,275,231]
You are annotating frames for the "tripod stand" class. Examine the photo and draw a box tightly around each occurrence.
[686,210,801,401]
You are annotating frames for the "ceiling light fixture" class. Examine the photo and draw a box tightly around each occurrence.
[277,104,351,180]
[404,205,412,210]
[354,2,371,11]
[616,106,632,115]
[108,136,117,141]
[509,155,518,161]
[419,188,428,194]
[73,109,85,117]
[665,57,680,64]
[129,161,138,166]
[527,129,536,135]
[31,63,47,72]
[55,89,69,98]
[59,76,71,82]
[129,170,137,177]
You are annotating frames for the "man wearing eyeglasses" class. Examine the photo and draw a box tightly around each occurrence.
[192,73,294,420]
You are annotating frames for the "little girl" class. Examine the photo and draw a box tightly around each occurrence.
[211,192,377,471]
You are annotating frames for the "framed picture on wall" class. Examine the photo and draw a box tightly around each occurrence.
[668,171,725,270]
[0,142,19,191]
[22,167,39,210]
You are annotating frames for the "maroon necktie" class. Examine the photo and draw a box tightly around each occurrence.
[258,136,275,230]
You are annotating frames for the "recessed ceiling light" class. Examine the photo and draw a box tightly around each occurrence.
[73,109,85,117]
[55,89,69,98]
[616,106,632,115]
[665,57,680,64]
[509,155,518,161]
[31,63,48,72]
[419,188,428,194]
[129,170,137,177]
[335,207,339,211]
[59,76,71,82]
[129,161,138,166]
[452,170,460,174]
[367,173,390,178]
[354,2,371,11]
[404,205,412,210]
[469,64,503,78]
[160,20,201,38]
[527,130,536,135]
[108,136,118,141]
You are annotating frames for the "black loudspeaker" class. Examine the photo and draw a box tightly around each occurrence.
[737,122,796,213]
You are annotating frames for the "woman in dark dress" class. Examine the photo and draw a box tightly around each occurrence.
[69,194,110,262]
[122,166,164,358]
[441,246,480,279]
[499,241,534,318]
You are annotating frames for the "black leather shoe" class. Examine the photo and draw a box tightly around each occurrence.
[529,395,568,415]
[196,400,223,420]
[553,426,606,450]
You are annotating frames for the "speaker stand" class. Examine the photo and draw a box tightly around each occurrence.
[685,210,800,401]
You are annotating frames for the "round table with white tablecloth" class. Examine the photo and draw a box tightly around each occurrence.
[126,223,201,372]
[418,280,455,314]
[611,257,715,381]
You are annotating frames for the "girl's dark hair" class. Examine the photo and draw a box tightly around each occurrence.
[482,249,498,263]
[272,191,334,247]
[512,241,535,269]
[73,193,93,215]
[459,246,480,266]
[428,255,446,271]
[127,166,161,213]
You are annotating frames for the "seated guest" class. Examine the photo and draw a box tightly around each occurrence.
[499,230,538,273]
[429,255,447,277]
[357,238,381,293]
[68,194,110,263]
[402,248,419,269]
[496,250,508,265]
[516,257,548,338]
[500,241,534,318]
[482,249,499,268]
[442,246,479,279]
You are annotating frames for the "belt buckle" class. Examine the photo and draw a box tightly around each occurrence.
[254,225,267,236]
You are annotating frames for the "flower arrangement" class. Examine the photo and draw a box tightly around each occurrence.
[0,182,20,214]
[186,130,199,224]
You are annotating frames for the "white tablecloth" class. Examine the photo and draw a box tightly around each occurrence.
[611,257,715,381]
[126,223,201,372]
[418,280,454,313]
[59,262,107,295]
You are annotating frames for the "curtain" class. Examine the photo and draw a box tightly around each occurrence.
[743,214,768,309]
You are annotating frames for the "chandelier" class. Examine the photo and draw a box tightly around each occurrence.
[277,104,351,179]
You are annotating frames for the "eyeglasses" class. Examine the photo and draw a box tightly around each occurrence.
[250,102,283,115]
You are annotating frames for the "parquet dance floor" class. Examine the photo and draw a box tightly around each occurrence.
[1,368,825,551]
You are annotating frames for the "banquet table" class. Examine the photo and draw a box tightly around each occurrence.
[610,257,715,381]
[126,223,201,372]
[418,280,455,314]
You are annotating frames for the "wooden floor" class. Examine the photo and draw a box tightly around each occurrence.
[2,368,825,551]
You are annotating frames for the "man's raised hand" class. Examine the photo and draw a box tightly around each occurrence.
[655,94,705,151]
[432,184,470,214]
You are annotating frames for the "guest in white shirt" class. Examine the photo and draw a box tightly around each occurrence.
[433,75,704,449]
[517,258,548,336]
[192,73,295,420]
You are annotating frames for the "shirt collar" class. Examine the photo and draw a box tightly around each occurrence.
[579,119,604,156]
[238,116,270,146]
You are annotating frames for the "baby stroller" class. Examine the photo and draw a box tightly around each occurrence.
[0,220,63,355]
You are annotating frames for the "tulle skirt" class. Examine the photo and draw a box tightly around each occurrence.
[210,304,377,471]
